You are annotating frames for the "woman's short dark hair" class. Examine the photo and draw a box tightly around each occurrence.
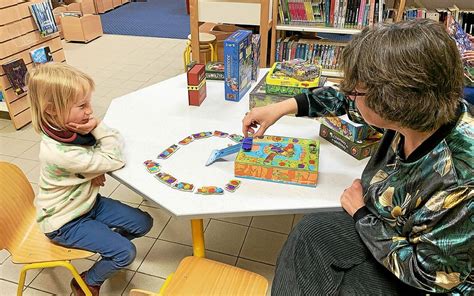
[340,19,464,132]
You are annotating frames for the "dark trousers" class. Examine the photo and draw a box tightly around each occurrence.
[272,212,426,296]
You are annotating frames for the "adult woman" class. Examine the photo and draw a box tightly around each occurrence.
[242,20,473,295]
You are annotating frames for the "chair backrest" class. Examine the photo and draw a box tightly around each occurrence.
[0,162,37,251]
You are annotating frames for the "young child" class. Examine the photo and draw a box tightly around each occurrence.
[27,63,153,296]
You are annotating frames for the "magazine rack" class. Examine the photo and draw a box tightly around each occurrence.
[0,0,66,129]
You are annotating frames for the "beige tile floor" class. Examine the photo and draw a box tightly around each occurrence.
[0,34,305,295]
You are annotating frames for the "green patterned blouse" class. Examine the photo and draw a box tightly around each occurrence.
[294,88,473,294]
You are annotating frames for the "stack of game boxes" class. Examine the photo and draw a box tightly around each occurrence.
[249,59,325,111]
[319,115,382,160]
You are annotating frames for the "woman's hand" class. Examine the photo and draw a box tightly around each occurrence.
[67,117,99,135]
[462,50,474,63]
[242,99,298,137]
[91,174,106,187]
[340,179,365,217]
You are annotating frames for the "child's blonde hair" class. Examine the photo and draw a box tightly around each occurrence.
[27,62,95,133]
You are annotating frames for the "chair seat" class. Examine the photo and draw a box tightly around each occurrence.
[10,220,93,264]
[162,256,268,296]
[187,32,216,43]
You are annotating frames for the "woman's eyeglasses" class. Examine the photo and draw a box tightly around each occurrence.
[345,90,367,100]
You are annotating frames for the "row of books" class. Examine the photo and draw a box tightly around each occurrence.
[2,47,53,96]
[404,9,474,35]
[275,37,345,70]
[278,0,393,29]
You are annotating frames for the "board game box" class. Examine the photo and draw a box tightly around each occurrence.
[224,30,253,102]
[319,124,381,160]
[250,73,327,111]
[251,34,260,82]
[205,61,224,80]
[249,73,293,111]
[320,115,370,143]
[265,61,322,96]
[234,135,320,187]
[187,63,207,106]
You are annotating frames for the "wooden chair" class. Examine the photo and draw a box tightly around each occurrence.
[130,256,268,296]
[0,162,94,296]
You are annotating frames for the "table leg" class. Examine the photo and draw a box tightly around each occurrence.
[191,219,205,257]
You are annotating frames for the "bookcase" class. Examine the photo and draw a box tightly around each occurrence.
[269,0,407,77]
[0,0,66,129]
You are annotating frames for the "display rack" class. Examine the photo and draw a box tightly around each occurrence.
[0,0,66,129]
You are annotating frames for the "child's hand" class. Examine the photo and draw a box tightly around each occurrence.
[91,174,106,187]
[67,117,99,135]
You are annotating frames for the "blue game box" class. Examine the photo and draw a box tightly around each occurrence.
[224,30,253,102]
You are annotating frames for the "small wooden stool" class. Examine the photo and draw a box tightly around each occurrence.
[183,33,218,71]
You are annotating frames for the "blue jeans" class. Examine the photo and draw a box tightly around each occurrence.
[45,195,153,286]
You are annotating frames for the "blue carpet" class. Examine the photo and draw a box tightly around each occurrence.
[100,0,190,39]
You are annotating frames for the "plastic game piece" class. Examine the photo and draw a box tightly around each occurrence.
[205,143,242,166]
[173,182,195,192]
[196,186,224,195]
[178,136,194,145]
[157,144,180,159]
[192,132,213,139]
[242,137,253,151]
[224,179,241,192]
[228,134,244,143]
[143,160,161,174]
[155,172,177,186]
[213,130,229,138]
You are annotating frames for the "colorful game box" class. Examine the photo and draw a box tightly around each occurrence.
[265,61,322,96]
[224,30,253,102]
[205,61,225,80]
[320,115,371,143]
[234,135,320,187]
[187,63,207,106]
[250,73,293,112]
[251,34,261,82]
[250,74,327,111]
[319,124,382,160]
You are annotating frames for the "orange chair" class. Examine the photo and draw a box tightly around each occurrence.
[0,162,95,296]
[130,256,268,296]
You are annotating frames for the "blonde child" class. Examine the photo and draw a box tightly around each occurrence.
[27,63,153,296]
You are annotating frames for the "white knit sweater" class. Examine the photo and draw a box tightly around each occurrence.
[35,123,125,233]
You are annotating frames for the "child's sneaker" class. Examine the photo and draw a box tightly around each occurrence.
[70,272,101,296]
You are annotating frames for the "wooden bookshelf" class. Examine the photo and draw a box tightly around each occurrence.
[0,0,67,130]
[270,0,407,76]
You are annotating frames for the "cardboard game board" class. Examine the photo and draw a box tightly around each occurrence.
[235,136,320,187]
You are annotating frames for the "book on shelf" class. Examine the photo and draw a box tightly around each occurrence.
[30,46,53,65]
[278,0,389,29]
[30,0,59,37]
[0,88,5,103]
[447,16,474,86]
[2,59,28,96]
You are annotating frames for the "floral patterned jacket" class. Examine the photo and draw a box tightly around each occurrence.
[294,88,473,294]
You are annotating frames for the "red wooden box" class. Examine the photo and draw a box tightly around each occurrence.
[187,64,207,106]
